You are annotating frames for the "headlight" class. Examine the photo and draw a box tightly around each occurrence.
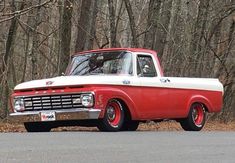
[14,97,25,112]
[81,94,94,107]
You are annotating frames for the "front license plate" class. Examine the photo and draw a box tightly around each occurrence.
[41,112,56,121]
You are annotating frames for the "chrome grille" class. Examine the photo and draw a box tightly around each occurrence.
[23,94,82,111]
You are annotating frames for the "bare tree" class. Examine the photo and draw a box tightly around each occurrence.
[0,0,234,120]
[186,0,210,77]
[75,0,98,52]
[123,0,138,47]
[1,0,24,117]
[58,0,73,74]
[154,0,173,58]
[144,0,161,49]
[108,0,117,47]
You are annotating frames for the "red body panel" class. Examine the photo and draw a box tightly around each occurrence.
[12,84,223,120]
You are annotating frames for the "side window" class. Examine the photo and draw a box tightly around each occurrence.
[137,55,157,77]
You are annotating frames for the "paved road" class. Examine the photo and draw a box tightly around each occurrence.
[0,131,234,163]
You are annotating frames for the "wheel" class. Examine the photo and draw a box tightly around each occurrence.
[121,121,139,131]
[180,103,206,131]
[97,99,124,132]
[24,122,52,132]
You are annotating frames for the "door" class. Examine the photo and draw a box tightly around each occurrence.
[137,54,171,119]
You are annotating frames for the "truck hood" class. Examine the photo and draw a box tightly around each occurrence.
[14,75,134,90]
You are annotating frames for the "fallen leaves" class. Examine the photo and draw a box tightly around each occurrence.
[0,120,234,132]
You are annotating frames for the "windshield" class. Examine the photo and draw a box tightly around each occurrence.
[67,51,133,76]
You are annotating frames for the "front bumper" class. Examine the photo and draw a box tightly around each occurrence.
[9,108,101,122]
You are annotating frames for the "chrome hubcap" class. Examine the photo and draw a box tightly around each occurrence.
[107,106,115,121]
[191,104,205,127]
[192,109,198,122]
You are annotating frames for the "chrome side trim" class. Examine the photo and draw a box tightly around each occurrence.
[9,108,101,122]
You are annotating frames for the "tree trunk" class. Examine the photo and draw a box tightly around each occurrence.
[187,0,210,77]
[161,0,181,76]
[219,16,235,120]
[154,0,173,58]
[58,0,73,74]
[84,0,98,50]
[108,0,117,47]
[123,0,138,47]
[144,0,162,49]
[75,0,98,52]
[1,0,24,117]
[27,0,43,80]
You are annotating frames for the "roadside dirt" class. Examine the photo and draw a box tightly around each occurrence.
[0,120,234,132]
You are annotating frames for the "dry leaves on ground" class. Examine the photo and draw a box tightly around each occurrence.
[0,120,234,132]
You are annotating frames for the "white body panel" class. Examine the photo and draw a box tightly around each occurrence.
[14,75,223,93]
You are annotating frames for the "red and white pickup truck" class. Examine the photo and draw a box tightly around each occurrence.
[10,48,223,132]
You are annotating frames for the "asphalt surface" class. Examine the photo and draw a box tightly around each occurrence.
[0,131,234,163]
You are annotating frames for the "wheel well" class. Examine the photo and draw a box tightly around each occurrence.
[113,98,132,121]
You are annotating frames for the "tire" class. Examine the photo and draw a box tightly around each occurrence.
[97,99,125,132]
[24,122,52,132]
[121,121,139,131]
[180,103,206,131]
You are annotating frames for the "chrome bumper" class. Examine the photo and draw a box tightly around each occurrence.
[9,108,101,122]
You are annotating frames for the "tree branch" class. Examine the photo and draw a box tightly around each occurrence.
[0,0,53,23]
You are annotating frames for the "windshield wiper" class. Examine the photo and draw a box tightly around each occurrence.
[70,58,89,75]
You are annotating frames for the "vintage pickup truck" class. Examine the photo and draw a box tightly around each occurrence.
[10,48,223,132]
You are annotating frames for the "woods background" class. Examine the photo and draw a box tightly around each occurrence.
[0,0,234,121]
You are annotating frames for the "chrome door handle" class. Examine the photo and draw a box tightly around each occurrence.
[160,78,170,83]
[123,80,130,85]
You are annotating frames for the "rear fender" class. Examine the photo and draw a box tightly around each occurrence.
[187,95,213,114]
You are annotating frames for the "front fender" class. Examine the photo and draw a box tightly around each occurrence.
[93,87,140,119]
